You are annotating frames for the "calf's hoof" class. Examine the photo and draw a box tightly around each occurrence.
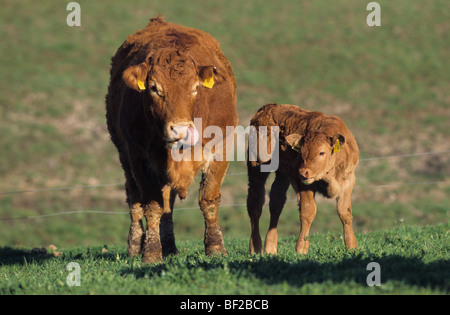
[296,237,310,255]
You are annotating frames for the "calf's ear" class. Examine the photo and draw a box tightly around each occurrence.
[285,134,303,152]
[123,62,151,92]
[330,134,346,153]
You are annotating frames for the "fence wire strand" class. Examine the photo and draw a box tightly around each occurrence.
[0,149,449,221]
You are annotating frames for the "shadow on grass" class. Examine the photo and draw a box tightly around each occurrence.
[0,245,123,266]
[122,253,449,292]
[243,255,448,291]
[0,246,54,266]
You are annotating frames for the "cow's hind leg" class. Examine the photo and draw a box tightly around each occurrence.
[199,160,229,256]
[247,164,270,254]
[264,171,290,255]
[120,152,144,257]
[128,202,144,257]
[129,157,165,263]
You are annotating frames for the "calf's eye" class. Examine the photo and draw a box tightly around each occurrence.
[319,152,325,156]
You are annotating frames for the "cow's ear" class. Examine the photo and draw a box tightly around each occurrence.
[123,62,151,92]
[285,133,302,152]
[330,134,345,153]
[198,65,216,89]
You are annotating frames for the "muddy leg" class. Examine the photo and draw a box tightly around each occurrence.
[122,154,145,257]
[199,161,229,256]
[247,165,270,254]
[142,200,164,263]
[264,171,290,255]
[128,202,144,257]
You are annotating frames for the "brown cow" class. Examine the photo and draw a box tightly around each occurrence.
[247,103,359,255]
[106,16,237,263]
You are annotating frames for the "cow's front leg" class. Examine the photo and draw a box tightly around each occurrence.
[199,160,228,256]
[142,200,164,263]
[160,187,178,257]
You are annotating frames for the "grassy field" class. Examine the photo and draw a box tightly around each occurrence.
[0,0,449,295]
[0,224,448,295]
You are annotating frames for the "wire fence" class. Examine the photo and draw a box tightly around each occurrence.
[0,149,449,221]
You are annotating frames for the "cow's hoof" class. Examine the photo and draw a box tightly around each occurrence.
[142,251,163,264]
[141,229,163,263]
[127,225,144,257]
[128,244,142,258]
[205,245,227,257]
[162,245,178,257]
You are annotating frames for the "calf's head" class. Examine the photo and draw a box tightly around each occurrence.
[286,132,345,185]
[123,48,216,148]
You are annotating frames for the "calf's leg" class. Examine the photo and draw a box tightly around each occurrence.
[246,165,270,254]
[296,190,317,255]
[336,176,357,249]
[264,171,290,255]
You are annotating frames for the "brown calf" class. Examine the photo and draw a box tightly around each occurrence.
[247,104,359,255]
[106,16,237,263]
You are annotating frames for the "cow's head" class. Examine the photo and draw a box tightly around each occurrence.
[286,132,345,185]
[123,47,216,148]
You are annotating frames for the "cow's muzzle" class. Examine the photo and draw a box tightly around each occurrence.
[165,122,200,148]
[299,168,315,185]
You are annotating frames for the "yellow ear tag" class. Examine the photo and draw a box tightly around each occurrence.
[333,139,341,154]
[137,79,146,91]
[203,76,214,89]
[292,144,301,153]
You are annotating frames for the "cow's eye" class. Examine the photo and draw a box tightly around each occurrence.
[149,82,164,97]
[319,152,325,156]
[191,82,200,96]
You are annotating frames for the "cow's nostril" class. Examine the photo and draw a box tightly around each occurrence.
[166,123,200,147]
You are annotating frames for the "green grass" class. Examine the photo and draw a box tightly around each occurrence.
[0,224,448,295]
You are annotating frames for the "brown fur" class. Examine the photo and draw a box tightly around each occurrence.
[247,103,359,255]
[106,16,237,263]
